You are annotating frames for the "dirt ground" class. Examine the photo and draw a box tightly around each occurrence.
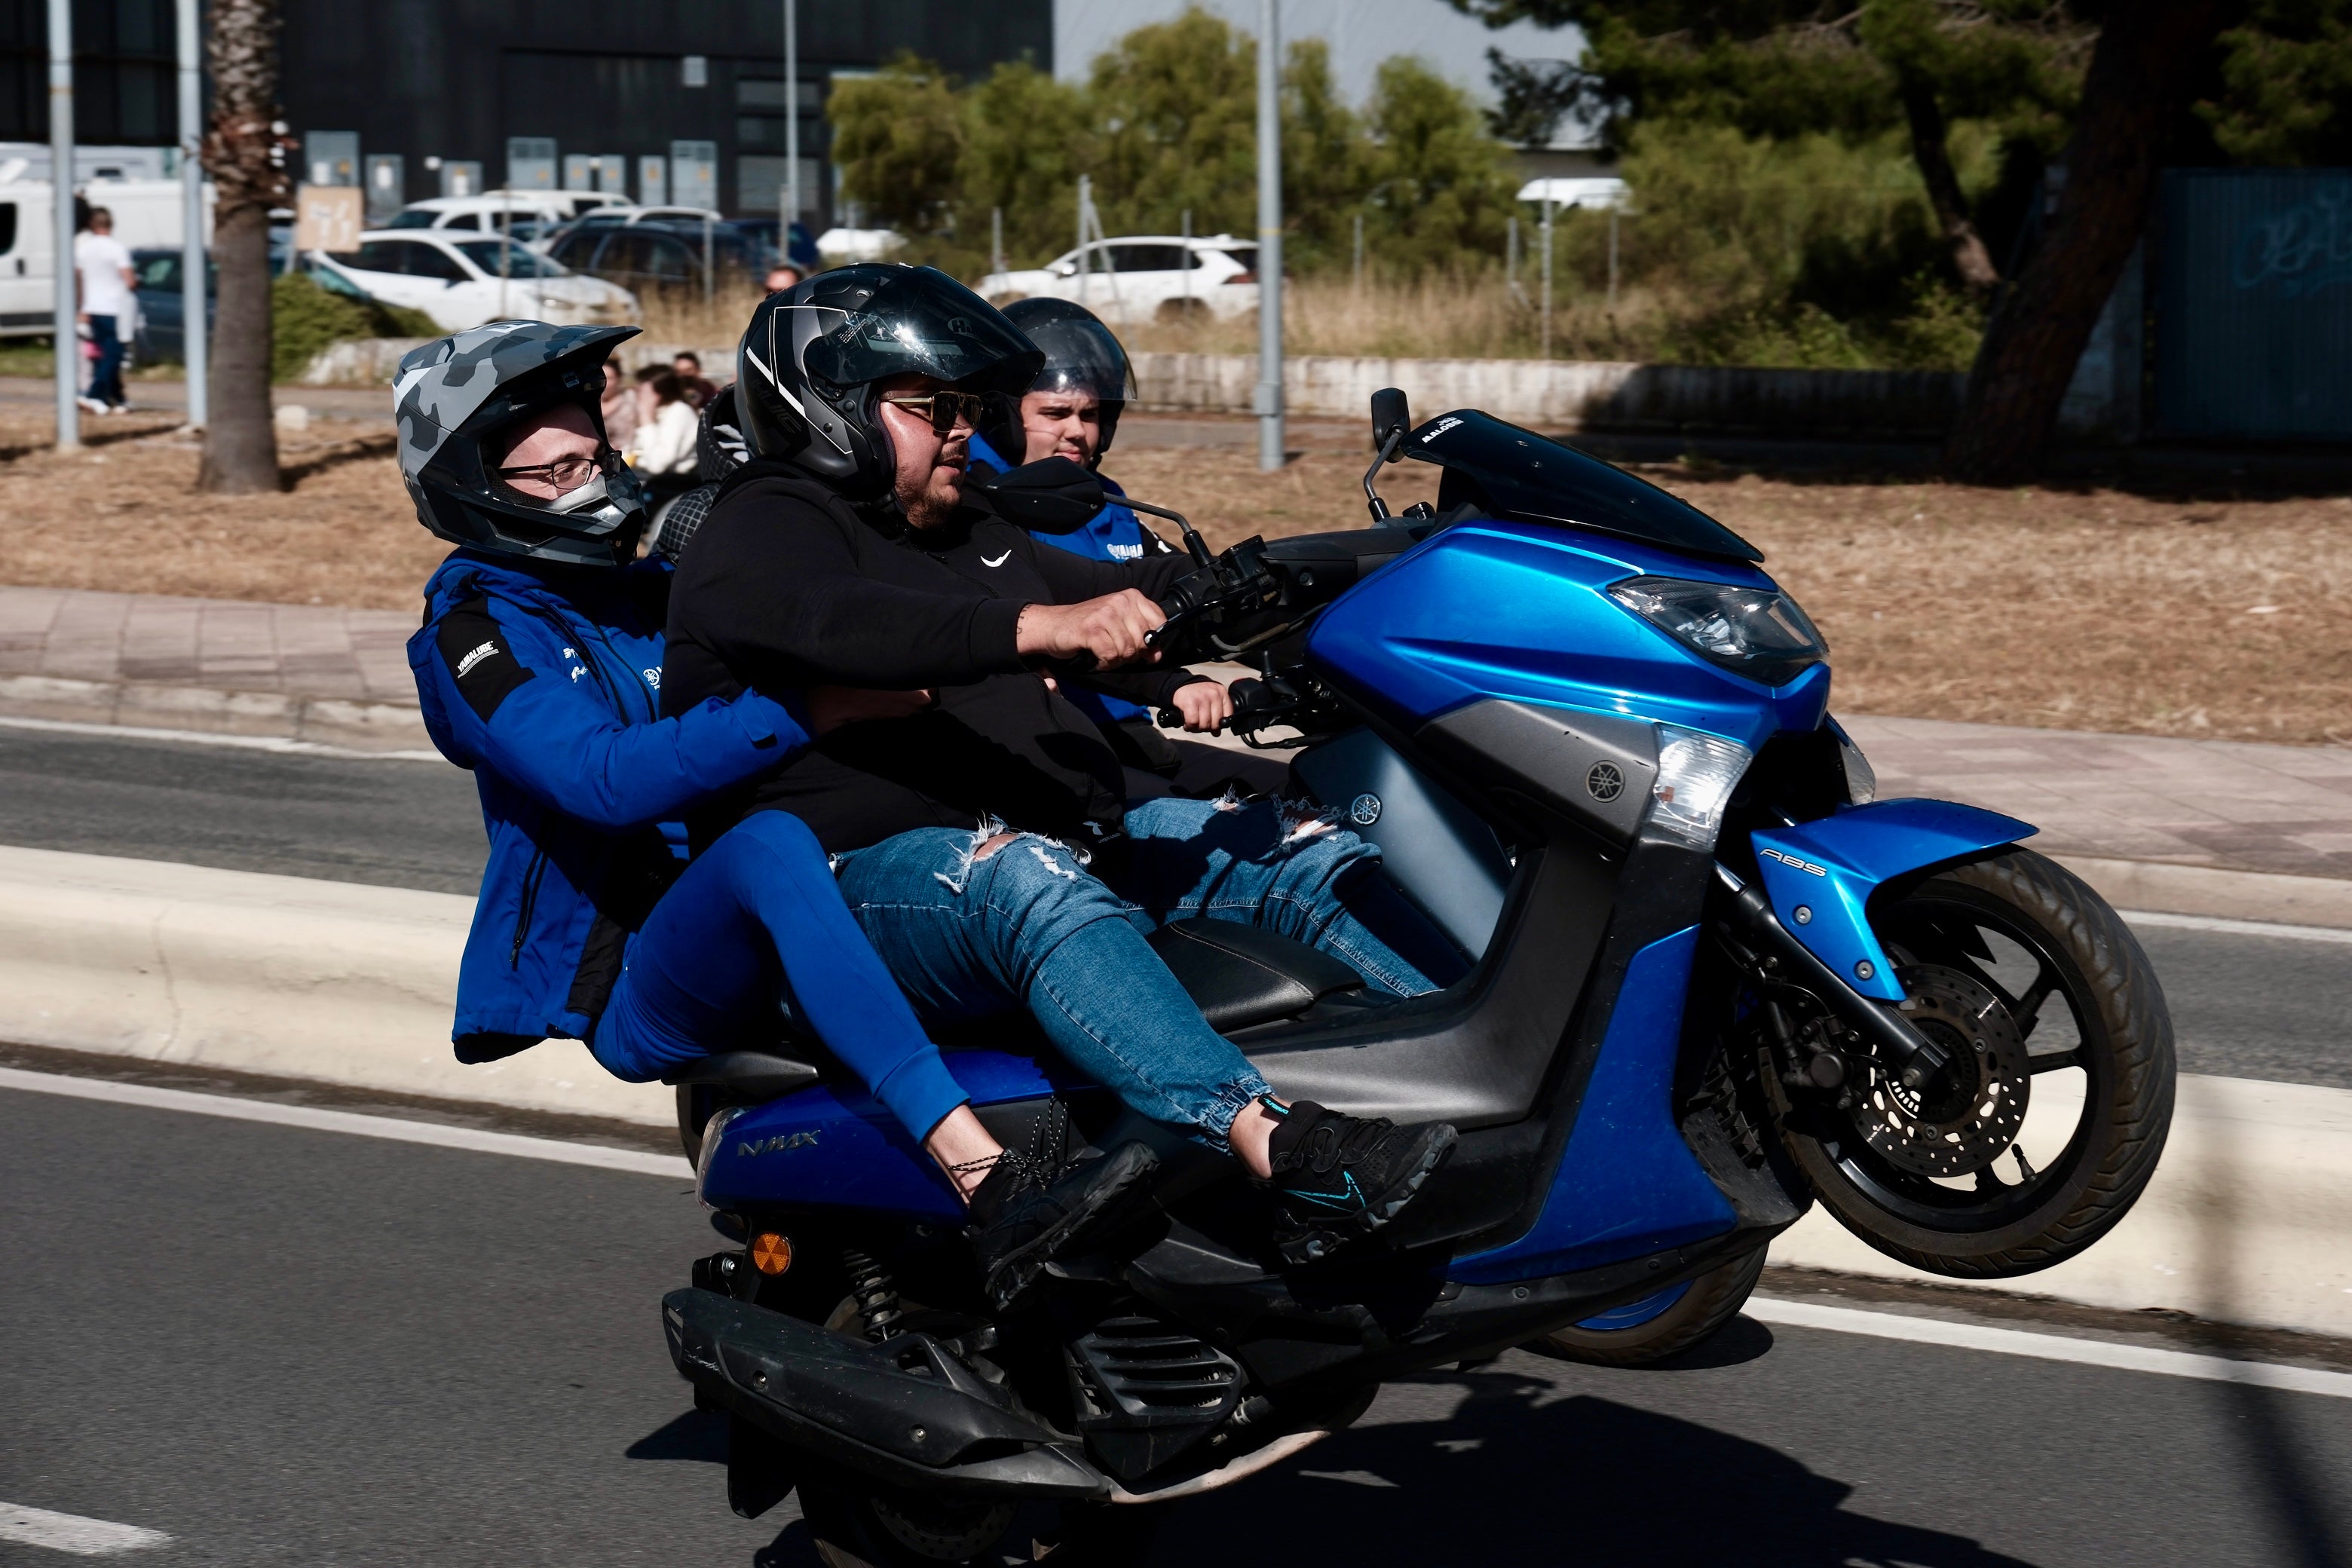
[5,409,2347,743]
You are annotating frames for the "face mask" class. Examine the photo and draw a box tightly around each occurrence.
[543,470,613,515]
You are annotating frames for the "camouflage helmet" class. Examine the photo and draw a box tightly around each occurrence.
[394,320,651,568]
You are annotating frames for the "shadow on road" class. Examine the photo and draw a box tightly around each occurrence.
[631,1349,2039,1568]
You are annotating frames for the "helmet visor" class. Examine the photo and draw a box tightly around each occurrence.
[1018,308,1137,403]
[797,267,1041,397]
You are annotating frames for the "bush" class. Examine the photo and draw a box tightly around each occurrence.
[269,272,439,383]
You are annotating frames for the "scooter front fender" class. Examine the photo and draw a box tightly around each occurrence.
[1748,798,2036,1003]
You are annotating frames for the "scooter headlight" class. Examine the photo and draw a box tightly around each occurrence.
[1610,576,1827,688]
[1647,724,1751,851]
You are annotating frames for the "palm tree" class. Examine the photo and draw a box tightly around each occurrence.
[198,0,280,493]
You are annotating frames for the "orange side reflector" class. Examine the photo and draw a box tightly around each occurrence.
[751,1233,793,1276]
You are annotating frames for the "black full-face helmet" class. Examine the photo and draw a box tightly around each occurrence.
[395,320,651,568]
[733,264,1043,503]
[988,297,1138,465]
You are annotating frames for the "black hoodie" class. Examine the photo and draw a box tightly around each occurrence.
[661,461,1199,853]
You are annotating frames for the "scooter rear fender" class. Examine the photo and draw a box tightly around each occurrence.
[1749,798,2036,1003]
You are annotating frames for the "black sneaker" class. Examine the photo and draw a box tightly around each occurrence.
[968,1140,1162,1311]
[1260,1101,1456,1264]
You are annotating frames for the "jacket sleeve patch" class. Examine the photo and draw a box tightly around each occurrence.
[436,600,536,722]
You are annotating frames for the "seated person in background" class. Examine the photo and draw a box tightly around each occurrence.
[397,321,1138,1296]
[966,298,1281,796]
[672,351,721,409]
[623,369,703,502]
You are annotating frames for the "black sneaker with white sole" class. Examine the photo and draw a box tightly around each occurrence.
[968,1140,1162,1311]
[1259,1099,1457,1265]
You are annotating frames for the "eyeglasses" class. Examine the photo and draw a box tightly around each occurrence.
[878,390,986,436]
[495,451,615,491]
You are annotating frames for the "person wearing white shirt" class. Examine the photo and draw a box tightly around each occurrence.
[73,208,136,415]
[620,372,701,501]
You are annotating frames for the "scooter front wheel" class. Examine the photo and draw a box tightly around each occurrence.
[1526,1246,1766,1367]
[1774,849,2175,1277]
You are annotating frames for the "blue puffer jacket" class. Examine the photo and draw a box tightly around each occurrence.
[409,550,807,1058]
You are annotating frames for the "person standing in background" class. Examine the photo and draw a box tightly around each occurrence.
[74,208,136,415]
[599,359,639,452]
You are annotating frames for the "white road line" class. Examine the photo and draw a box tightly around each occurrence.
[0,1067,684,1179]
[0,1502,170,1556]
[0,712,444,763]
[2121,908,2352,946]
[10,1068,2352,1399]
[1749,1297,2352,1399]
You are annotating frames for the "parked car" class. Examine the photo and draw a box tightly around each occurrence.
[978,234,1260,324]
[129,247,214,362]
[544,218,775,296]
[386,194,582,249]
[307,230,636,331]
[727,216,820,274]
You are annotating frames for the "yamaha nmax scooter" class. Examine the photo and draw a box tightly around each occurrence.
[657,390,2175,1563]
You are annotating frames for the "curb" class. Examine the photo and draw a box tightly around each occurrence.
[2055,854,2352,931]
[0,675,433,752]
[2,843,2347,1336]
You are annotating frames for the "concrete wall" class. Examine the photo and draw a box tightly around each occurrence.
[1129,351,1970,438]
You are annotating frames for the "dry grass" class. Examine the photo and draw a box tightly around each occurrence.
[3,408,2344,744]
[1115,273,1673,363]
[0,412,439,609]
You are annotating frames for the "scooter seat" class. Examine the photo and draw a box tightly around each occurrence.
[1144,918,1367,1032]
[663,1049,822,1100]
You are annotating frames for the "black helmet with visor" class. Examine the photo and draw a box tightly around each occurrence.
[991,297,1137,464]
[733,264,1042,503]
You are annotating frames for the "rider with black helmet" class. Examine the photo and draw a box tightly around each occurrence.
[664,268,1461,1279]
[400,319,1024,1213]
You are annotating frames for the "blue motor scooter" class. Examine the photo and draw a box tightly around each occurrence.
[660,390,2175,1561]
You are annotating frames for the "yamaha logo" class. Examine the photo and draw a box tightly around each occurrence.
[1586,762,1625,802]
[1349,793,1383,827]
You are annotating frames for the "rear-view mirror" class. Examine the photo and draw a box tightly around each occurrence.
[965,455,1105,534]
[1371,387,1410,458]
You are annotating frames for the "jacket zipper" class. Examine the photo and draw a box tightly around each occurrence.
[509,847,549,966]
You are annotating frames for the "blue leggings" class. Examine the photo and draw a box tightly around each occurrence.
[587,811,968,1142]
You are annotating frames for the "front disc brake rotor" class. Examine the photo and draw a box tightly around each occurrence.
[1851,963,2029,1178]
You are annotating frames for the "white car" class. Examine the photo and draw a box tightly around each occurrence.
[307,230,638,332]
[386,194,591,250]
[978,234,1260,324]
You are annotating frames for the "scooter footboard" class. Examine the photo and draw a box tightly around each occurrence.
[661,1288,1109,1500]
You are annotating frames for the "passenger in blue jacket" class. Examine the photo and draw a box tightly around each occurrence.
[397,321,1050,1229]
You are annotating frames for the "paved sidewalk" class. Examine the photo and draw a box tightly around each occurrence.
[0,584,2348,885]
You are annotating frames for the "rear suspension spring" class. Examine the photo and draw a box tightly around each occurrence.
[841,1248,903,1340]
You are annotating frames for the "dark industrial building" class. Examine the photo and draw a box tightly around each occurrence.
[0,0,1054,223]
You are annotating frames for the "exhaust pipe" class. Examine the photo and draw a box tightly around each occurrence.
[662,1288,1110,1501]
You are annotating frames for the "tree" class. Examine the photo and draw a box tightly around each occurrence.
[1451,2,2089,296]
[198,0,282,494]
[2202,0,2352,164]
[1945,0,2245,482]
[960,60,1093,265]
[1086,9,1261,236]
[1361,59,1521,273]
[830,55,966,234]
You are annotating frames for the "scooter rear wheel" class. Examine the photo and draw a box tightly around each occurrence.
[1774,849,2175,1277]
[798,1462,1018,1567]
[1526,1246,1766,1367]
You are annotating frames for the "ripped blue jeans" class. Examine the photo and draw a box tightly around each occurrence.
[830,795,1445,1151]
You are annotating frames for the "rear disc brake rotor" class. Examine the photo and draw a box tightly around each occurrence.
[1850,963,2029,1179]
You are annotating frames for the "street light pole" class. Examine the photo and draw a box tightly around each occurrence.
[47,0,75,451]
[782,0,799,238]
[176,0,204,427]
[1254,0,1282,471]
